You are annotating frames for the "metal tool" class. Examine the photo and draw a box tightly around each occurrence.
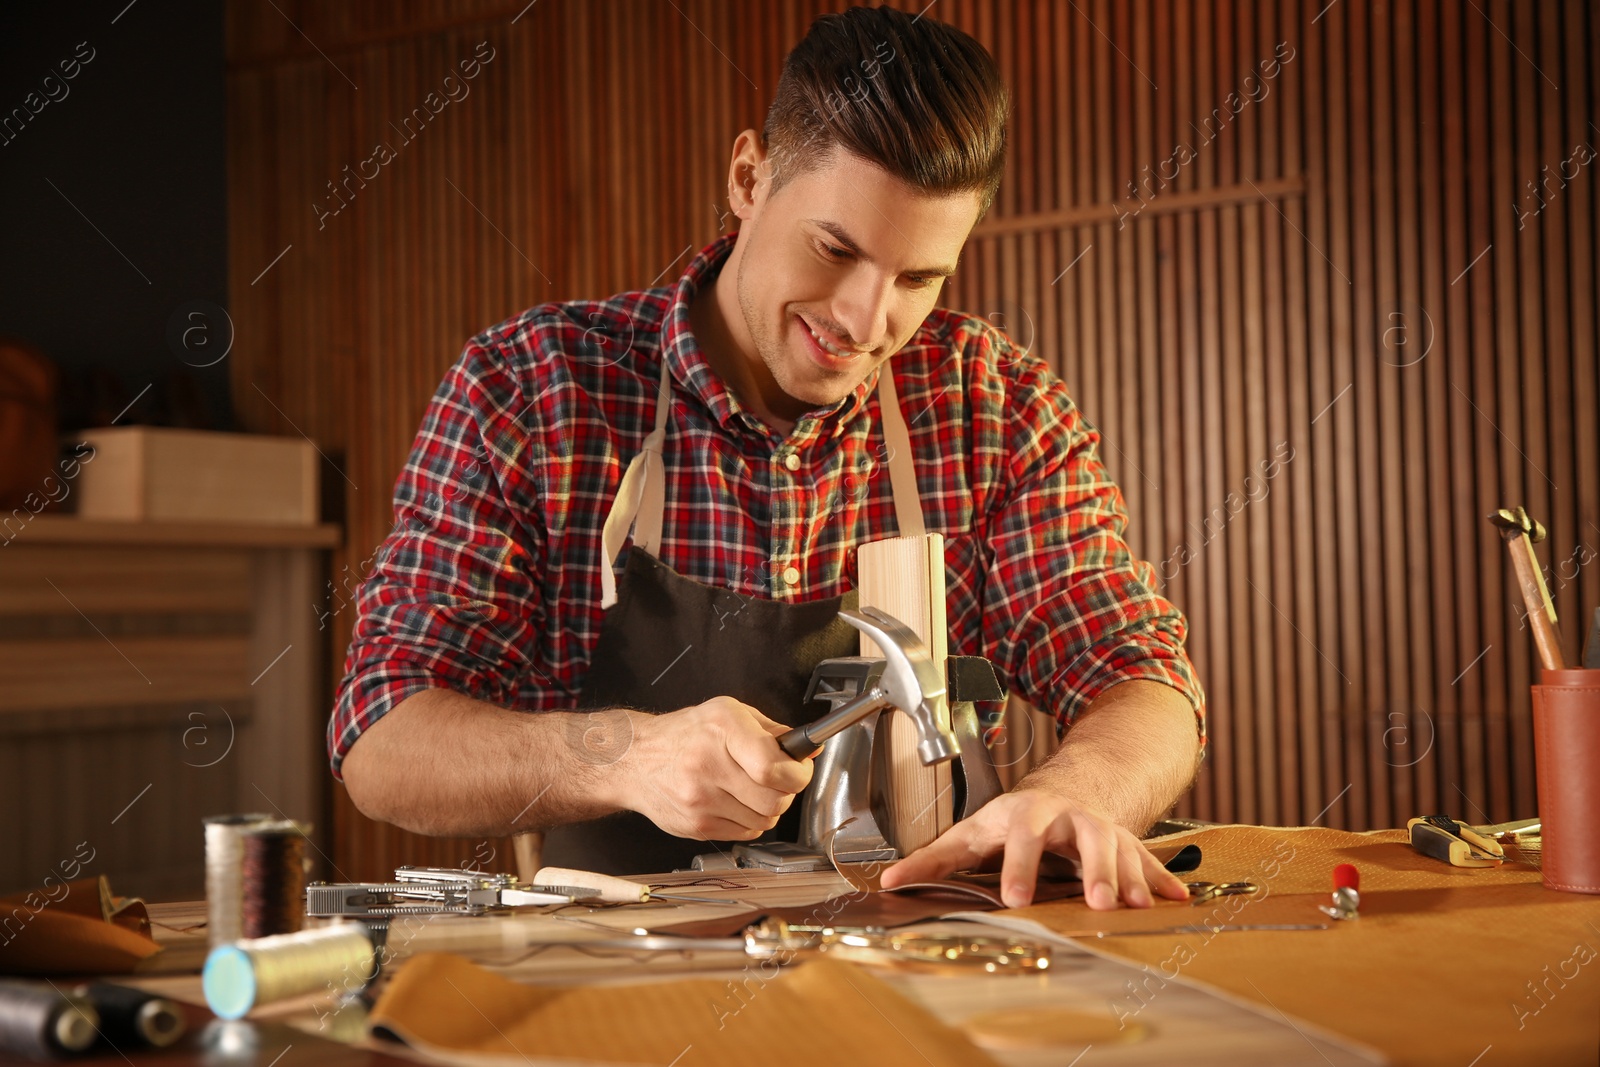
[532,866,736,905]
[1184,881,1260,905]
[1318,864,1361,921]
[532,918,1051,972]
[306,869,597,918]
[792,634,1004,863]
[776,607,958,764]
[1096,923,1329,937]
[731,841,833,873]
[1489,507,1565,670]
[1407,815,1505,868]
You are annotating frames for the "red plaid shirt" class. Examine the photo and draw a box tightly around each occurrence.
[329,235,1204,778]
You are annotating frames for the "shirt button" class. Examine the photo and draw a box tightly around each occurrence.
[784,453,801,471]
[782,566,801,586]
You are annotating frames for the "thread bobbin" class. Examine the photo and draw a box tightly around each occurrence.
[240,820,311,939]
[203,813,273,948]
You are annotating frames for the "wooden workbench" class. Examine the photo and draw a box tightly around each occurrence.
[17,825,1598,1066]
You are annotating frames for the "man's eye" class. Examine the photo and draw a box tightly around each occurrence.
[906,275,937,290]
[820,242,849,259]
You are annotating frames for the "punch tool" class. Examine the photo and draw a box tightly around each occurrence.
[534,866,739,905]
[306,868,599,918]
[1406,815,1505,868]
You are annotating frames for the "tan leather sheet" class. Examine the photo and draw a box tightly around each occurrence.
[370,951,999,1066]
[0,876,162,975]
[1002,826,1600,1066]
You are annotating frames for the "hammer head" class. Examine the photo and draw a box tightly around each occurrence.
[838,607,957,765]
[1488,506,1548,542]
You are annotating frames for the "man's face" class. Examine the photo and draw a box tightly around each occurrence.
[732,146,981,418]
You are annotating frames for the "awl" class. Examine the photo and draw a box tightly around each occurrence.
[534,866,735,905]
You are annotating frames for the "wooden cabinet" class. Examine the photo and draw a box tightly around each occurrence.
[0,517,338,901]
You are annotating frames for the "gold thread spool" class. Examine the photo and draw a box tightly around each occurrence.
[202,925,376,1020]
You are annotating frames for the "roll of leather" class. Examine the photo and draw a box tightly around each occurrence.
[1531,668,1600,894]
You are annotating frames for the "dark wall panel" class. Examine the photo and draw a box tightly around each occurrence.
[225,0,1599,879]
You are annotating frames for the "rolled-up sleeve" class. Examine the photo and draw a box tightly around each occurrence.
[327,341,546,779]
[978,353,1206,748]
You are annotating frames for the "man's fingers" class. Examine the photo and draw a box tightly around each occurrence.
[723,719,812,795]
[1141,849,1191,901]
[751,711,793,738]
[1070,812,1122,910]
[1114,832,1153,907]
[997,813,1053,908]
[691,812,769,840]
[719,771,796,823]
[880,821,986,888]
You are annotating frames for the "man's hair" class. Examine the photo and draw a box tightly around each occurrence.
[761,5,1009,217]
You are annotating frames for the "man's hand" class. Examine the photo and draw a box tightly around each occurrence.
[616,697,812,841]
[878,788,1190,910]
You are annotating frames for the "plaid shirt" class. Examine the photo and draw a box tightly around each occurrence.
[329,235,1204,778]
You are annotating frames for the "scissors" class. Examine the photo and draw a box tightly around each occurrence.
[1185,881,1260,905]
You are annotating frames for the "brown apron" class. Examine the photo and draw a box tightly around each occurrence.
[539,359,926,874]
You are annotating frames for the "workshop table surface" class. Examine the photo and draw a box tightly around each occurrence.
[13,825,1599,1067]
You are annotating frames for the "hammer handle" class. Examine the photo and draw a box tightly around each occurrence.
[777,727,821,761]
[1506,536,1565,670]
[776,688,888,761]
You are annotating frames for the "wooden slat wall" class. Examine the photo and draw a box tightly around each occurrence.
[225,0,1600,880]
[0,527,331,900]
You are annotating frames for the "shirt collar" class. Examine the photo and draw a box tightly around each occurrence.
[662,234,878,441]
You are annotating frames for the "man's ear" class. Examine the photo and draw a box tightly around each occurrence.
[726,129,769,220]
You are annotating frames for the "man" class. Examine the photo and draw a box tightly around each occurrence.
[333,5,1204,911]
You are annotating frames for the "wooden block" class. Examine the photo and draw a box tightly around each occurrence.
[72,428,319,526]
[856,533,951,854]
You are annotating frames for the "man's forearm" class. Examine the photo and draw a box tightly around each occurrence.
[339,688,630,837]
[1016,679,1202,834]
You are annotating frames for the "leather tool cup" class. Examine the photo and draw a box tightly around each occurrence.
[1530,668,1600,894]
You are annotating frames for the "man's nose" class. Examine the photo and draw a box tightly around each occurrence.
[831,274,893,350]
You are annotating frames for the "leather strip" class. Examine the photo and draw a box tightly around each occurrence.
[876,367,927,539]
[597,363,672,609]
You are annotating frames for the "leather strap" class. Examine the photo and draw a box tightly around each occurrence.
[876,367,926,539]
[598,360,928,607]
[599,364,672,609]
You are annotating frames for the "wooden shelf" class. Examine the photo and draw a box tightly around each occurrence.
[15,515,342,549]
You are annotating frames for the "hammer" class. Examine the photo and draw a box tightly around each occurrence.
[1488,506,1565,671]
[777,607,958,766]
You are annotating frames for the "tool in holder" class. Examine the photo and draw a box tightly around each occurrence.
[775,607,958,766]
[1488,506,1565,670]
[792,651,1006,863]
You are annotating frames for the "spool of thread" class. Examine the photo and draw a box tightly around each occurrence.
[240,820,310,939]
[203,813,272,947]
[77,984,185,1049]
[202,925,376,1021]
[0,979,100,1060]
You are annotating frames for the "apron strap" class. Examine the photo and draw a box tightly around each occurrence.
[597,359,928,608]
[876,367,927,538]
[599,360,672,609]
